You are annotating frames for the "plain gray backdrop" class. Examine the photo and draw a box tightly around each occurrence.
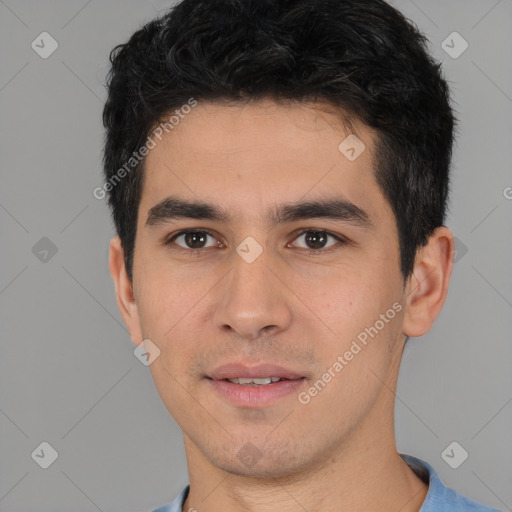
[1,1,511,511]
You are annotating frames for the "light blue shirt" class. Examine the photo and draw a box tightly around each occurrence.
[151,453,501,512]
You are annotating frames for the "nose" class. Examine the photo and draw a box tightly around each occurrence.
[212,247,293,341]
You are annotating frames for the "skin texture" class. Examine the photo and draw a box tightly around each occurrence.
[109,99,455,512]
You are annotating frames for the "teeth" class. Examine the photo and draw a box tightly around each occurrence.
[227,377,283,385]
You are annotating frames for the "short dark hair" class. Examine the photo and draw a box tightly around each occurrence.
[102,0,455,281]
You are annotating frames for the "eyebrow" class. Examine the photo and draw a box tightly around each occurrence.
[145,195,373,229]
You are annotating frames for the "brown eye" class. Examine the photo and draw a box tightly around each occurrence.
[167,230,220,251]
[291,230,346,253]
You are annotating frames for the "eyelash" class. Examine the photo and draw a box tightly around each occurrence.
[164,229,349,256]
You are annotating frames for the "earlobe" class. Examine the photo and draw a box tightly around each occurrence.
[109,236,143,345]
[402,227,455,338]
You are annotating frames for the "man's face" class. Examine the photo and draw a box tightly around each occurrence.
[128,99,408,476]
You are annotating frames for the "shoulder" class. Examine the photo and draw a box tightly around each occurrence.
[400,453,502,512]
[149,485,190,512]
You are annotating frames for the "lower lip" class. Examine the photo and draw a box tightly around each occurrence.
[207,378,306,407]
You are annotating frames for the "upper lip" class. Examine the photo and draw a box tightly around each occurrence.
[208,363,305,381]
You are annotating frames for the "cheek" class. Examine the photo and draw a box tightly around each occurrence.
[135,262,219,361]
[136,262,192,323]
[308,283,402,418]
[137,272,202,413]
[315,265,403,373]
[319,266,392,324]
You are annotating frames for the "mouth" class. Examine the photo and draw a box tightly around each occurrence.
[207,375,304,387]
[205,364,306,407]
[222,376,290,386]
[207,363,305,381]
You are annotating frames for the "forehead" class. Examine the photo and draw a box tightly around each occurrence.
[150,98,365,157]
[140,99,386,223]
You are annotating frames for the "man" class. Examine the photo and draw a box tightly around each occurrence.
[102,0,500,510]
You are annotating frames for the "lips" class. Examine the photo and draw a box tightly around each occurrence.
[207,363,305,381]
[227,377,283,385]
[206,363,307,407]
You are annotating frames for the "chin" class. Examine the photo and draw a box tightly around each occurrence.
[207,438,314,479]
[219,458,302,479]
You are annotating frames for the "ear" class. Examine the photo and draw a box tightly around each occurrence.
[402,226,455,338]
[109,236,143,346]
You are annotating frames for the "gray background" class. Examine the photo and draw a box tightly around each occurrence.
[1,0,511,511]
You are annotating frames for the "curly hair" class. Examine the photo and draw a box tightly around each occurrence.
[102,0,455,281]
